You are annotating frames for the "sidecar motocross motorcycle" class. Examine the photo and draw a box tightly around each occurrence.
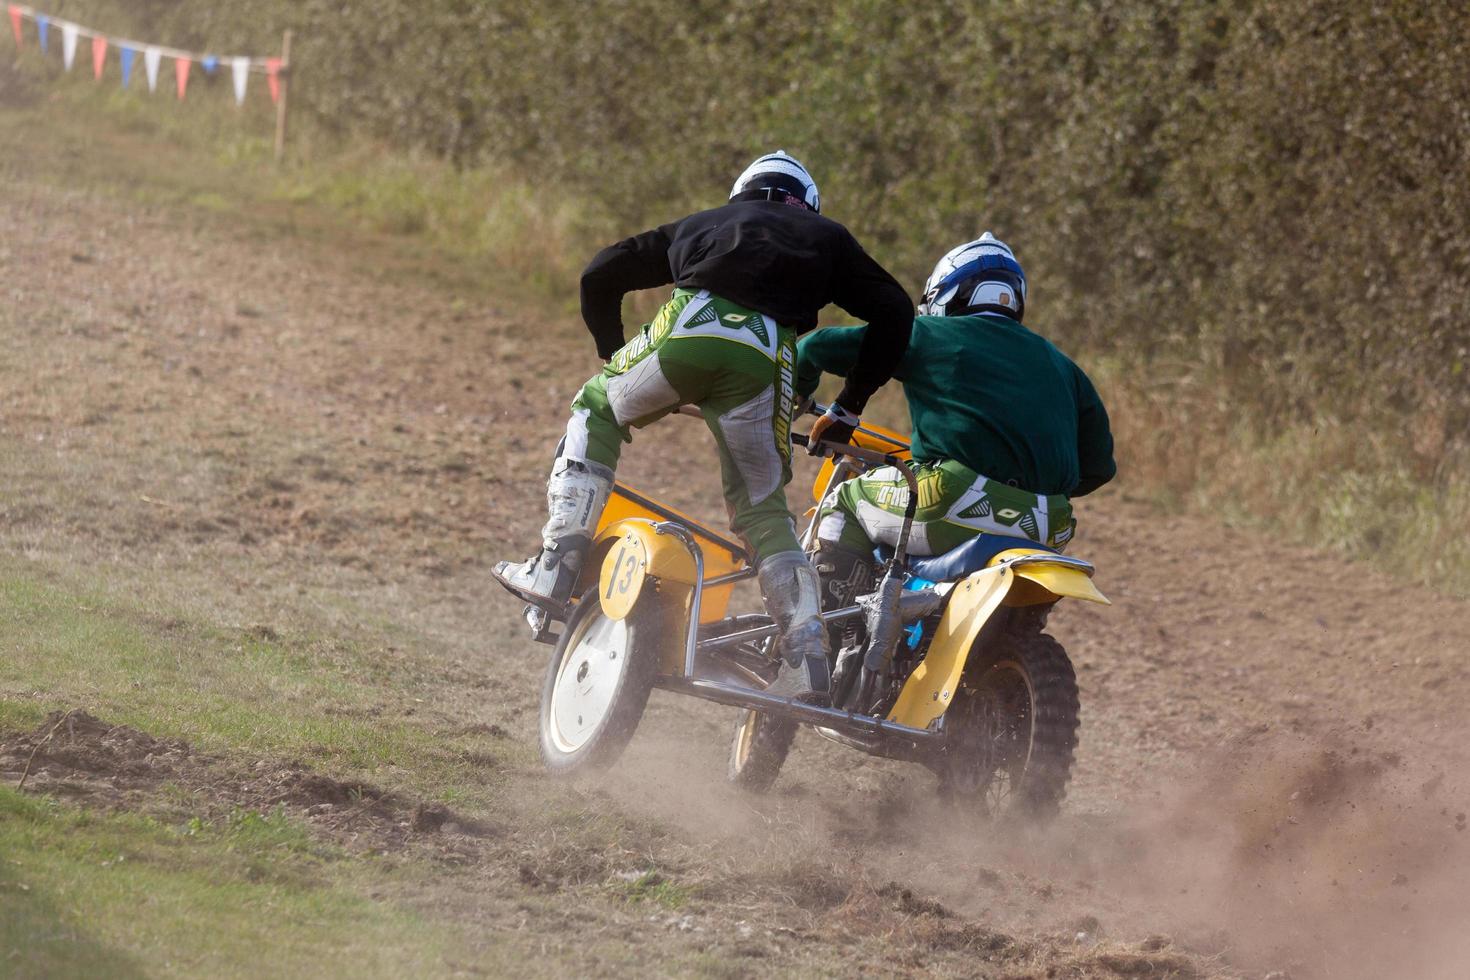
[517,414,1109,816]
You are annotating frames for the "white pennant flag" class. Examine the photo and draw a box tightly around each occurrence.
[60,22,78,70]
[231,56,249,105]
[144,46,162,92]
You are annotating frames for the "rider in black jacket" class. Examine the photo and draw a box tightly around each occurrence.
[580,196,912,416]
[495,151,912,706]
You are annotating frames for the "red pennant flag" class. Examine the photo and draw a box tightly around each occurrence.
[174,56,190,99]
[7,5,21,49]
[266,58,282,104]
[92,36,108,79]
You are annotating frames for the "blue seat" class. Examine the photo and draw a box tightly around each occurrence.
[878,533,1056,583]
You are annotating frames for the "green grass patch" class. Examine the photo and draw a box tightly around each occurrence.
[0,562,692,976]
[0,786,473,978]
[0,699,45,735]
[0,557,517,794]
[611,870,692,911]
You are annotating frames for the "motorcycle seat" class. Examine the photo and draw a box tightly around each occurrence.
[877,533,1057,583]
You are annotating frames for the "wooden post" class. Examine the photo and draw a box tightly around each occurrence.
[273,29,292,165]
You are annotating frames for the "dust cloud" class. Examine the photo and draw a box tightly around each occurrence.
[602,712,1470,978]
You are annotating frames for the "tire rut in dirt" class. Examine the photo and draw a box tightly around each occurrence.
[0,710,494,850]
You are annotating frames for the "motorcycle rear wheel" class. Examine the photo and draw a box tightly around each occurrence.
[539,595,661,775]
[936,630,1079,818]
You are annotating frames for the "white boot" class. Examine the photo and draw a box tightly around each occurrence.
[493,458,613,612]
[758,551,832,707]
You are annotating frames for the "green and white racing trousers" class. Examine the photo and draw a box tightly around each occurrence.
[816,458,1076,559]
[560,288,802,562]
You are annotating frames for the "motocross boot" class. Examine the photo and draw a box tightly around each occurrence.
[492,458,613,613]
[757,551,833,707]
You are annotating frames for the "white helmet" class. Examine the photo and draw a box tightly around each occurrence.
[919,232,1027,320]
[729,150,820,213]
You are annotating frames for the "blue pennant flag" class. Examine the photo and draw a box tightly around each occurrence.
[120,46,136,88]
[201,54,219,75]
[36,14,48,53]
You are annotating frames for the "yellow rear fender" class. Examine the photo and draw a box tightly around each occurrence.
[990,548,1110,606]
[888,551,1108,729]
[887,565,1015,730]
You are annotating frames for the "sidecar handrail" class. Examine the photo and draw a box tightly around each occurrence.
[701,567,757,588]
[612,483,751,564]
[653,521,705,679]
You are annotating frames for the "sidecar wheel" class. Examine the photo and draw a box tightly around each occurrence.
[727,708,797,792]
[539,596,660,775]
[936,630,1079,819]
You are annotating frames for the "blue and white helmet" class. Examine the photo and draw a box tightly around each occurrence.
[729,150,820,213]
[919,232,1026,320]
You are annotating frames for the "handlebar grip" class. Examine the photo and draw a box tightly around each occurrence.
[797,433,905,470]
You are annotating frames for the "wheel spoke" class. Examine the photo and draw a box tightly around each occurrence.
[944,661,1035,816]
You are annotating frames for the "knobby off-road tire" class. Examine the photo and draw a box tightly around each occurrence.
[726,708,797,792]
[939,630,1080,819]
[539,596,664,775]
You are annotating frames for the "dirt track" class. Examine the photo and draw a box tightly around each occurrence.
[3,173,1469,978]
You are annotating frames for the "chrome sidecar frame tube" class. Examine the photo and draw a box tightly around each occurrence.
[641,430,939,748]
[656,674,941,747]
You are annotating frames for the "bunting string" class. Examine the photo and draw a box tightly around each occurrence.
[6,4,286,105]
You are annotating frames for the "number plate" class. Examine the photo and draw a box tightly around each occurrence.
[598,530,649,620]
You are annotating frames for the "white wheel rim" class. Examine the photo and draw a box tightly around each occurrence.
[548,610,631,754]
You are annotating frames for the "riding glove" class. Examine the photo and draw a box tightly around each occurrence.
[808,402,860,454]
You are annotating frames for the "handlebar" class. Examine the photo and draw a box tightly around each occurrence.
[791,433,918,567]
[787,429,881,464]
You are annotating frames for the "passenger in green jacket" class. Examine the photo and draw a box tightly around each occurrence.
[795,233,1115,600]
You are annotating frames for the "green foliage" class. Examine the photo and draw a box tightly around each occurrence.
[13,1,1469,583]
[1106,369,1470,592]
[52,2,1470,421]
[109,0,1463,457]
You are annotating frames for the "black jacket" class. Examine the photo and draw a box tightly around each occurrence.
[579,199,913,413]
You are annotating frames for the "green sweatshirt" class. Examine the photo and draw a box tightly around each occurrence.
[796,314,1116,497]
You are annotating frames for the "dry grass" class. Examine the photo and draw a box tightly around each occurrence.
[1103,371,1470,593]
